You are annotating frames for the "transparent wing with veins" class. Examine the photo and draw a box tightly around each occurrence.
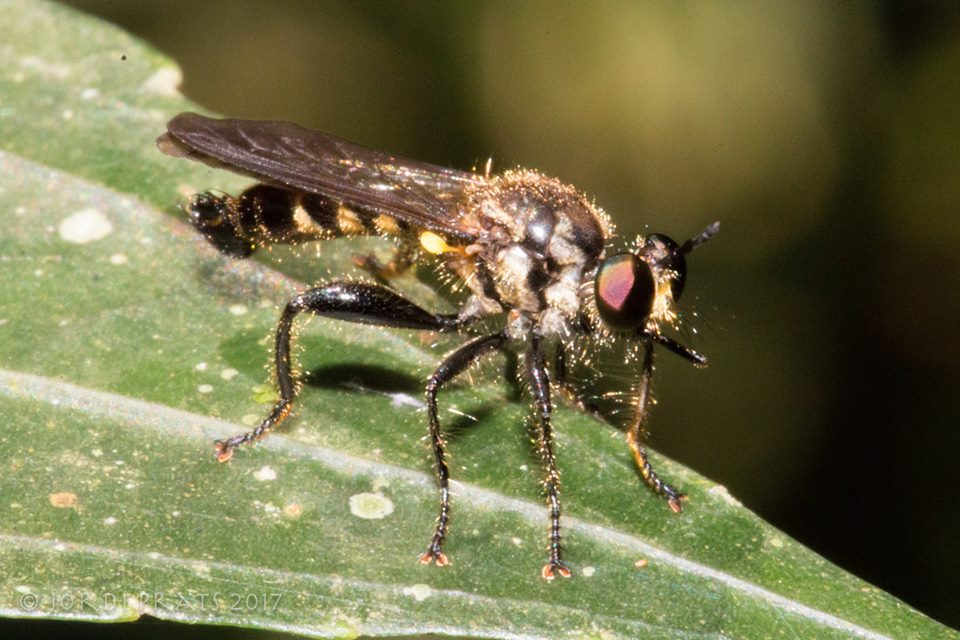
[158,112,483,241]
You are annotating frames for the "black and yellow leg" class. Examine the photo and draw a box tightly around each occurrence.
[526,331,572,580]
[419,332,506,567]
[214,281,462,462]
[624,340,686,512]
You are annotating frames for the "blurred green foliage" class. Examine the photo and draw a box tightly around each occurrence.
[50,0,960,631]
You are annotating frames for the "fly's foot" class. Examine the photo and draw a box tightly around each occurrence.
[418,543,450,567]
[665,488,688,514]
[541,559,572,581]
[213,438,240,462]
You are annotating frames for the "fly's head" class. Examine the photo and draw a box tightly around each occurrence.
[592,222,719,338]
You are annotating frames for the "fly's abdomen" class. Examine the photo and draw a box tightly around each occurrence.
[188,184,411,258]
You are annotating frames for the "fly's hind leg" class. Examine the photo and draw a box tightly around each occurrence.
[626,341,686,512]
[214,281,461,462]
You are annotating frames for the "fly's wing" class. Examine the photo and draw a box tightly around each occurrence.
[157,112,482,241]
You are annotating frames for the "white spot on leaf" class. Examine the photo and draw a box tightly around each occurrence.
[349,492,394,519]
[253,466,277,481]
[59,209,112,244]
[402,584,432,601]
[708,484,742,507]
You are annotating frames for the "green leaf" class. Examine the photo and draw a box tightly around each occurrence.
[0,1,953,639]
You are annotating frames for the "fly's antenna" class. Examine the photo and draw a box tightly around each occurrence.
[678,221,720,256]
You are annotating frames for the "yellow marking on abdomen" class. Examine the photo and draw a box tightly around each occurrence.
[293,204,324,234]
[337,205,365,235]
[374,213,401,236]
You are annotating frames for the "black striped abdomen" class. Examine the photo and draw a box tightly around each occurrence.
[187,184,411,258]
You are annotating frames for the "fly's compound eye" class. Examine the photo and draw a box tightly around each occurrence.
[594,253,656,330]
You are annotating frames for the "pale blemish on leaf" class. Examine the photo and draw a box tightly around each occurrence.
[252,384,274,404]
[255,501,281,516]
[19,55,70,79]
[58,209,112,244]
[349,492,394,520]
[708,484,742,508]
[402,584,432,602]
[49,491,78,508]
[254,466,277,481]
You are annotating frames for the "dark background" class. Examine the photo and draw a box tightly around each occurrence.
[56,0,960,631]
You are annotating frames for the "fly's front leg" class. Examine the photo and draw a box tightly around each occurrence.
[215,281,461,462]
[526,331,572,580]
[419,333,506,567]
[626,341,686,512]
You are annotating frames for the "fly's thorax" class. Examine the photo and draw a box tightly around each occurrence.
[458,169,611,331]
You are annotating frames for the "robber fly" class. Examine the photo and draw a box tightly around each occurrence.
[157,112,718,579]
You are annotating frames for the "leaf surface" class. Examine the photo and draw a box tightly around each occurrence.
[0,1,953,638]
